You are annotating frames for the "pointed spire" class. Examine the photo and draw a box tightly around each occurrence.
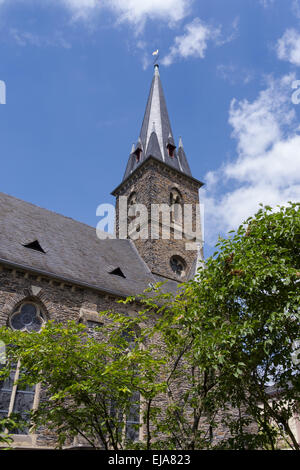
[122,65,193,182]
[139,63,175,163]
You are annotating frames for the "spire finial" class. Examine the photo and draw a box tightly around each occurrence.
[152,49,159,67]
[179,136,183,148]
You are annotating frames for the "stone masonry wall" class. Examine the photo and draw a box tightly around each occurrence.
[0,264,136,449]
[114,158,202,282]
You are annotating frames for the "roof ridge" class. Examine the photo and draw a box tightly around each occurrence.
[0,191,111,236]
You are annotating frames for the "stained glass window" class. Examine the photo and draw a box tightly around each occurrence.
[0,365,14,421]
[12,382,35,434]
[0,362,36,435]
[170,255,186,277]
[10,303,45,333]
[125,391,140,442]
[0,302,45,435]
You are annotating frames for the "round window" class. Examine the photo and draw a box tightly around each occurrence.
[170,256,186,277]
[10,303,46,332]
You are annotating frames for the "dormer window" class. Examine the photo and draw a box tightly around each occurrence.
[167,143,176,158]
[134,148,142,163]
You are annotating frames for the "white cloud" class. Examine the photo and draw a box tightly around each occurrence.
[202,74,300,246]
[9,28,71,48]
[162,17,238,66]
[162,18,219,66]
[259,0,275,7]
[0,0,191,25]
[107,0,191,25]
[60,0,191,25]
[217,63,254,85]
[214,17,239,47]
[60,0,100,19]
[276,29,300,66]
[292,0,300,19]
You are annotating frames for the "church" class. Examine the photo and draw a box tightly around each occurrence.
[0,64,204,448]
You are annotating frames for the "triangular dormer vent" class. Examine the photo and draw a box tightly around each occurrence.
[109,268,126,278]
[23,240,46,254]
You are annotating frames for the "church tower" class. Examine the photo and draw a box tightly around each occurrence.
[112,65,204,282]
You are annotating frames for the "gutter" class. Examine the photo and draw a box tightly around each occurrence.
[0,257,128,299]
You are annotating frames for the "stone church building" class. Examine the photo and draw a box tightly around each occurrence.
[0,65,204,448]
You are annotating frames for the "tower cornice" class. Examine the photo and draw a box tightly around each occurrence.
[111,155,204,197]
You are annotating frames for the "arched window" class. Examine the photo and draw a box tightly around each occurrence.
[108,327,141,444]
[0,360,37,435]
[128,192,137,222]
[128,192,137,207]
[0,301,46,435]
[121,328,140,443]
[170,188,182,223]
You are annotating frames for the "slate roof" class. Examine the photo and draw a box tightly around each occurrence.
[123,65,193,182]
[0,192,179,298]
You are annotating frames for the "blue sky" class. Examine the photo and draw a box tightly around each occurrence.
[0,0,300,257]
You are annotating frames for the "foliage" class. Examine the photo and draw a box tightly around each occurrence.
[195,202,300,450]
[0,416,21,449]
[0,318,165,449]
[160,201,300,449]
[123,202,300,449]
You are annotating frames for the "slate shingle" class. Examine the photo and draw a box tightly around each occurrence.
[0,192,178,297]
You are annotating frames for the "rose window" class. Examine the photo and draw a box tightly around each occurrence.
[170,256,186,277]
[10,303,45,332]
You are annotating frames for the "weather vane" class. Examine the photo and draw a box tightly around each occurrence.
[152,49,159,65]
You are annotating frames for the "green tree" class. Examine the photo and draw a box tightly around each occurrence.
[0,203,299,450]
[153,202,299,449]
[0,416,22,448]
[0,318,165,449]
[121,202,300,449]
